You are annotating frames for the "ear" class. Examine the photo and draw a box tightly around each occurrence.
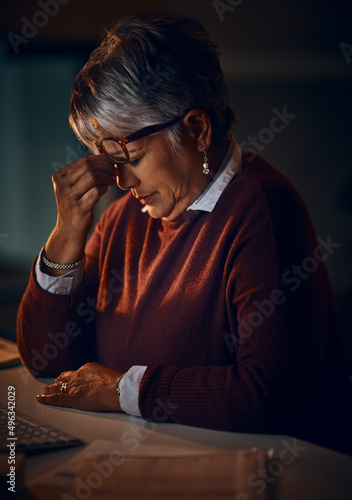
[181,109,213,152]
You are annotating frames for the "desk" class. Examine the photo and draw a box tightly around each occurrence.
[1,365,351,499]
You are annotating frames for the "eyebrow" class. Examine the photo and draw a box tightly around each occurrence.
[126,144,146,155]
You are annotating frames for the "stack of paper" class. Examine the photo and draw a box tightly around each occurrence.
[30,440,269,500]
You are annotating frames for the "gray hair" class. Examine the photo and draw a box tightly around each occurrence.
[69,11,235,155]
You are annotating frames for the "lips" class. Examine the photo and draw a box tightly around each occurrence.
[137,193,156,205]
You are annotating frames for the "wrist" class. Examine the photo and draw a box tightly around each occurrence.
[44,228,86,276]
[116,373,125,397]
[42,247,85,271]
[115,373,125,412]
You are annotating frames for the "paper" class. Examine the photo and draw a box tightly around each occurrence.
[29,440,268,500]
[29,441,223,490]
[72,450,268,500]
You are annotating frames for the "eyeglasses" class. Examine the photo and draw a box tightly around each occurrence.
[95,113,186,164]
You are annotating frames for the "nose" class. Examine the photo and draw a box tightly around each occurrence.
[114,164,140,191]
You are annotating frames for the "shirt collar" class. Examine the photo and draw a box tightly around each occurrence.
[141,136,242,214]
[187,136,241,212]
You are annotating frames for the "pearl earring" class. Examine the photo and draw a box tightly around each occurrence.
[203,147,209,175]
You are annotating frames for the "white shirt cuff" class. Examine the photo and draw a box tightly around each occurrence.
[119,365,147,417]
[35,247,85,294]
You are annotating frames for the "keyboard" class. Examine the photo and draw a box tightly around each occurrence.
[0,406,84,453]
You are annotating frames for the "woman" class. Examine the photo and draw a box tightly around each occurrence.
[17,11,351,453]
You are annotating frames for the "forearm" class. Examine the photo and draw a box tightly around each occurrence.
[43,154,117,276]
[43,226,87,277]
[139,364,282,433]
[138,317,310,434]
[16,259,96,377]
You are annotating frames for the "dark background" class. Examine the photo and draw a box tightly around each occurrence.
[0,0,351,370]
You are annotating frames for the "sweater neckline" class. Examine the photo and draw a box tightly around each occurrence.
[159,209,199,230]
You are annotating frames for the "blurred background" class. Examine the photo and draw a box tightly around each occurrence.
[0,0,351,370]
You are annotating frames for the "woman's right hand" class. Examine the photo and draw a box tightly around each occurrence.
[43,155,117,275]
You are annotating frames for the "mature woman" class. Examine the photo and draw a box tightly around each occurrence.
[17,11,351,453]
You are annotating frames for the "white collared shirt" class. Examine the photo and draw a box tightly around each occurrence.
[187,136,241,212]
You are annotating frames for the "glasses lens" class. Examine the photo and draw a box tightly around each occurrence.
[101,140,128,163]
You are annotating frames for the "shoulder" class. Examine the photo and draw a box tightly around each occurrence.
[234,152,303,200]
[219,151,310,224]
[213,152,318,269]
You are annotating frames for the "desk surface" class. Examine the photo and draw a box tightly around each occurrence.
[1,365,352,500]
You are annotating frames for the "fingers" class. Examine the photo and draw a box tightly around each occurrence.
[42,383,67,395]
[52,153,117,199]
[42,384,56,395]
[38,372,74,406]
[36,364,124,412]
[53,163,117,203]
[53,154,117,188]
[58,166,117,193]
[73,172,116,201]
[36,393,73,408]
[56,153,114,176]
[51,156,118,237]
[41,371,74,394]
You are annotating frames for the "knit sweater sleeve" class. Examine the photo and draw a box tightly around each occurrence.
[138,317,296,433]
[16,215,107,378]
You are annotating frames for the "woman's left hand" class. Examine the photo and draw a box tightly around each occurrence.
[36,362,124,412]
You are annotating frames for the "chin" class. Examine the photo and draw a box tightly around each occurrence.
[145,205,165,219]
[147,203,174,220]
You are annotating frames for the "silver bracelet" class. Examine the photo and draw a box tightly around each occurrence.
[42,249,85,270]
[116,373,125,397]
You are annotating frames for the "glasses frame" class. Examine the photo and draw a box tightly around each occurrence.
[95,113,186,164]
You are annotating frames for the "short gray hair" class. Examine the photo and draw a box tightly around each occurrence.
[69,11,235,155]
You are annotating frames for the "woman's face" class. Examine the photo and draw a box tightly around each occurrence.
[113,132,208,221]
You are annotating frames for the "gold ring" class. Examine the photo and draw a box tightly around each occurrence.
[60,382,68,393]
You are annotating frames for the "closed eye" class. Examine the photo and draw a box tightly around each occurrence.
[128,157,142,167]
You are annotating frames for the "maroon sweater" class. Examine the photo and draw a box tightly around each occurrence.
[17,152,352,451]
